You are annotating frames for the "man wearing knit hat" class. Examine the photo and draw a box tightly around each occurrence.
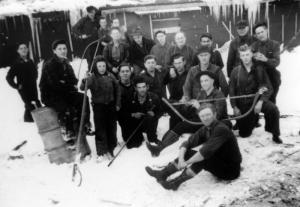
[197,32,224,69]
[182,45,228,102]
[128,26,155,75]
[227,19,256,78]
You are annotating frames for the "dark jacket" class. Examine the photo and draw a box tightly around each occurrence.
[150,43,171,68]
[227,34,256,77]
[229,63,273,108]
[80,71,121,108]
[194,49,224,69]
[122,91,162,119]
[163,69,188,101]
[98,27,112,44]
[129,37,155,69]
[103,42,129,70]
[251,39,281,86]
[72,16,98,40]
[181,120,242,163]
[6,57,38,101]
[139,70,167,98]
[183,63,229,100]
[165,45,196,69]
[39,55,78,104]
[196,88,228,120]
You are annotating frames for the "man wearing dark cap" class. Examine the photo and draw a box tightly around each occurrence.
[182,45,228,101]
[147,70,229,157]
[128,27,155,75]
[252,22,281,104]
[72,6,99,68]
[150,30,171,71]
[227,19,256,78]
[40,39,92,138]
[197,33,224,69]
[145,103,241,191]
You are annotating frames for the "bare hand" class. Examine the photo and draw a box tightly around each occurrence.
[180,96,189,104]
[155,65,162,71]
[60,80,66,84]
[132,112,145,119]
[147,111,155,117]
[258,86,268,95]
[189,99,200,109]
[112,67,119,74]
[116,106,120,111]
[234,107,241,116]
[169,68,177,78]
[84,72,92,79]
[254,101,263,114]
[254,52,268,62]
[80,34,88,39]
[18,84,22,90]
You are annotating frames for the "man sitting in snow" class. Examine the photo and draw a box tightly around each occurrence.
[145,103,242,191]
[146,70,229,157]
[39,39,92,138]
[229,44,282,143]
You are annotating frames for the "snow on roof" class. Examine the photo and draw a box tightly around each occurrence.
[0,0,155,17]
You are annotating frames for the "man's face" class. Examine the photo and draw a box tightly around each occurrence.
[53,44,67,59]
[240,49,253,65]
[175,33,186,48]
[255,26,268,42]
[17,44,28,57]
[200,37,212,47]
[237,26,249,37]
[133,35,143,45]
[119,66,131,81]
[87,10,96,20]
[200,75,214,92]
[112,19,120,27]
[99,19,107,28]
[110,29,121,41]
[156,33,166,46]
[135,82,148,97]
[197,52,211,65]
[198,108,216,127]
[173,57,185,73]
[96,61,106,75]
[144,58,156,72]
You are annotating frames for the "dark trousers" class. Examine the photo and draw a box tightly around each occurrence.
[268,70,281,104]
[120,115,159,148]
[174,150,240,180]
[18,88,41,122]
[45,92,90,134]
[93,103,117,156]
[237,100,280,137]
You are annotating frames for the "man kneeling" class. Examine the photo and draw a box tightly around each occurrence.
[145,103,242,190]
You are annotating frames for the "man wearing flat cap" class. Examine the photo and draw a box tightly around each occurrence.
[182,45,228,101]
[196,32,224,69]
[252,22,281,104]
[227,19,256,78]
[128,26,155,75]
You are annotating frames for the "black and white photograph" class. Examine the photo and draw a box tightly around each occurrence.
[0,0,300,206]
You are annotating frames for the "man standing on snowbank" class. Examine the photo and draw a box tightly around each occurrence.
[145,103,242,190]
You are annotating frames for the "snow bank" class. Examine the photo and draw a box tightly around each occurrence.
[1,46,300,207]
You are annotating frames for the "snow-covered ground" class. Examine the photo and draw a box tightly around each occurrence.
[1,45,300,207]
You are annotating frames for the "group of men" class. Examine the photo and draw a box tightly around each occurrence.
[6,5,283,191]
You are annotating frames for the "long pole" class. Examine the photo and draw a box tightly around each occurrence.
[222,21,234,40]
[282,14,284,43]
[295,13,298,36]
[67,21,74,60]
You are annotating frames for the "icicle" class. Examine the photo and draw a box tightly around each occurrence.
[28,14,36,58]
[233,4,236,23]
[12,16,17,31]
[265,2,269,21]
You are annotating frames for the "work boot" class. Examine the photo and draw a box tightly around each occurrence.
[145,162,178,182]
[272,135,283,144]
[146,130,179,157]
[159,169,192,191]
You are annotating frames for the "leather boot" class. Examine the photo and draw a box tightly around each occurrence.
[160,169,192,191]
[146,130,179,157]
[145,162,178,182]
[272,135,282,144]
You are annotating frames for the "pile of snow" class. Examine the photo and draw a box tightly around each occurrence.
[1,46,300,207]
